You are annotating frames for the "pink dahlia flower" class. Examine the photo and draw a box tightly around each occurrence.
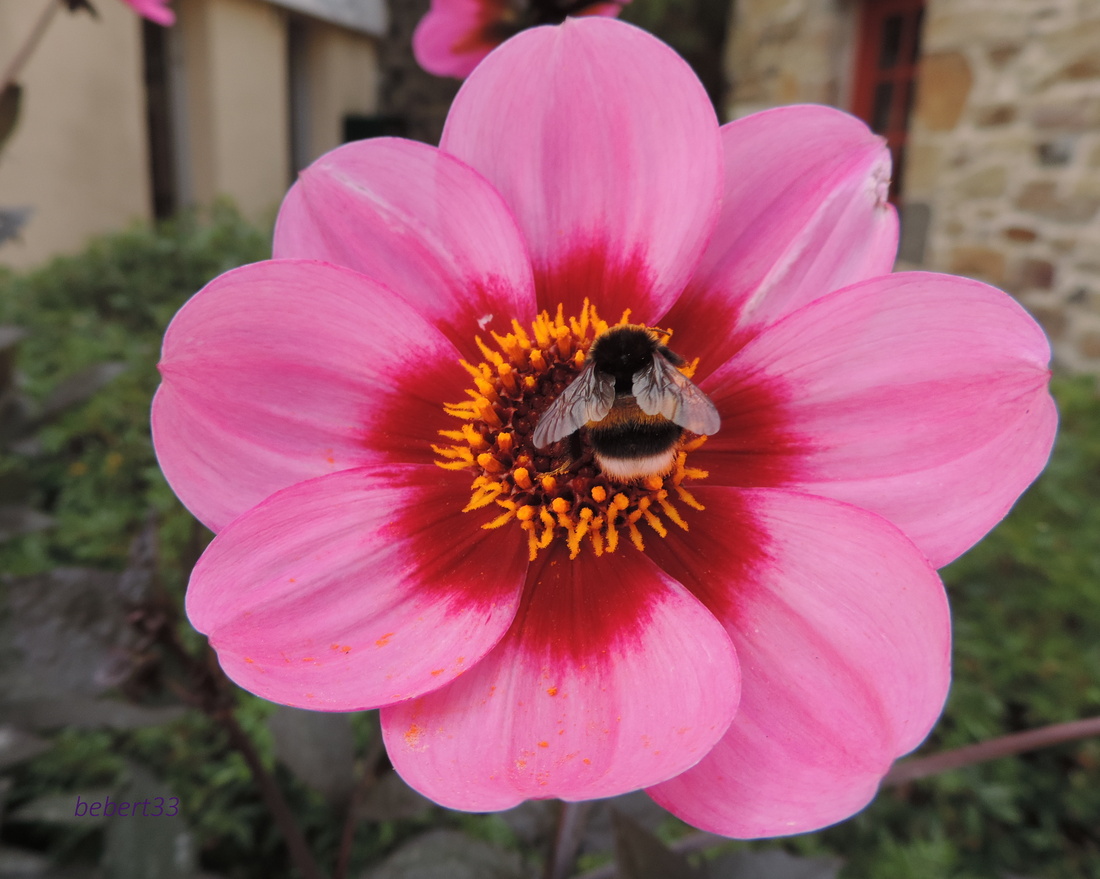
[120,0,174,26]
[153,19,1055,836]
[414,0,629,78]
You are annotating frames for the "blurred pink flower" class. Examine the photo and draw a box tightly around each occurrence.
[153,19,1055,837]
[414,0,629,78]
[120,0,174,25]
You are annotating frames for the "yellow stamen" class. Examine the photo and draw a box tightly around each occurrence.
[477,452,507,475]
[433,301,711,559]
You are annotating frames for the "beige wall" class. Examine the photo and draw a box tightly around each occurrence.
[0,2,151,270]
[298,18,380,165]
[1,0,381,270]
[177,0,290,220]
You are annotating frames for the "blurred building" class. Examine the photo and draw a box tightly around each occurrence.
[0,0,385,269]
[725,0,1100,372]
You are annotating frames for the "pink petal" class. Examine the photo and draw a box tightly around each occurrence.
[663,105,898,372]
[412,0,512,79]
[646,487,950,837]
[153,259,469,532]
[120,0,174,25]
[186,466,528,711]
[440,18,722,322]
[381,545,739,810]
[274,138,536,358]
[697,272,1055,567]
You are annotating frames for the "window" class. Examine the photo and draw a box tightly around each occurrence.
[851,0,925,201]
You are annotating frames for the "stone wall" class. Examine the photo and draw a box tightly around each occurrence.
[724,0,858,118]
[725,0,1100,373]
[907,0,1100,372]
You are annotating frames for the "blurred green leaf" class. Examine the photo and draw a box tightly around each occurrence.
[36,361,126,425]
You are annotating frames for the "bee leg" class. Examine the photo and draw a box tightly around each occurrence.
[568,430,584,464]
[542,431,585,478]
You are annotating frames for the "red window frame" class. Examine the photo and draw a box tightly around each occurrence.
[851,0,925,201]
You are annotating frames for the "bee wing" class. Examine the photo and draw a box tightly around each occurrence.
[532,362,616,448]
[633,355,721,435]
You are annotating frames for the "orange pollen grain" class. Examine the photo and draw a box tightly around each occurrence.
[434,299,710,562]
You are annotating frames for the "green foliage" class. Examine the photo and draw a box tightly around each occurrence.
[0,202,267,578]
[0,207,283,874]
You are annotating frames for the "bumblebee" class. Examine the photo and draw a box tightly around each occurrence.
[532,325,721,480]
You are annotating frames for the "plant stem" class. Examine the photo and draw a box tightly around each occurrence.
[883,714,1100,786]
[216,706,329,879]
[150,617,329,879]
[545,801,594,879]
[333,716,387,879]
[0,0,62,95]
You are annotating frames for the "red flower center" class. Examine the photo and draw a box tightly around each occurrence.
[435,300,711,560]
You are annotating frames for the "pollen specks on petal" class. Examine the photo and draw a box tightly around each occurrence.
[404,723,425,750]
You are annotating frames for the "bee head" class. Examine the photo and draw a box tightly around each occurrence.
[589,325,659,380]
